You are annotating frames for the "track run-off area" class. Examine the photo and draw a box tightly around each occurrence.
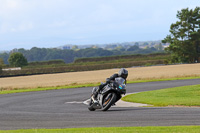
[0,79,200,130]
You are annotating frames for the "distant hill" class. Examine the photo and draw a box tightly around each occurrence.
[59,40,169,50]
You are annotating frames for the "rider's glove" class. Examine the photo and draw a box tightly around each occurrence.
[106,78,110,84]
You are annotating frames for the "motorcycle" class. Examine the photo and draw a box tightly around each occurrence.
[88,77,126,111]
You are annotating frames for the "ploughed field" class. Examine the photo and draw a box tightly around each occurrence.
[0,63,200,89]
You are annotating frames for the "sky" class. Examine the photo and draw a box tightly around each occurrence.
[0,0,199,51]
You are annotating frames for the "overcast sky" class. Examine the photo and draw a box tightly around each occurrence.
[0,0,199,50]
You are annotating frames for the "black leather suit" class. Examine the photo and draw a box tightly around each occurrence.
[97,73,127,93]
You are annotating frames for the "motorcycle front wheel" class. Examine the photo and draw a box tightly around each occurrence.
[101,92,117,111]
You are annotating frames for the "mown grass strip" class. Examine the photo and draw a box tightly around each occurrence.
[0,83,99,94]
[0,126,200,133]
[122,84,200,107]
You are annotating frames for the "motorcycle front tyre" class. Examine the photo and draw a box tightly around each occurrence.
[101,92,117,111]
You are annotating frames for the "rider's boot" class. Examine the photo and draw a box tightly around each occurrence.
[92,87,100,104]
[92,93,98,104]
[92,83,107,104]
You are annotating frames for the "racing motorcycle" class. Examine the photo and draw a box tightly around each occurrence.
[88,77,126,111]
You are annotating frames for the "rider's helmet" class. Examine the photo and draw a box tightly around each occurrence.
[118,68,128,79]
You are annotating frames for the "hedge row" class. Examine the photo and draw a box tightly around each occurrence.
[74,53,169,63]
[28,59,65,66]
[1,60,165,77]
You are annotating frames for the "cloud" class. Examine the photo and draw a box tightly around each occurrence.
[0,21,34,33]
[0,0,199,50]
[0,0,34,33]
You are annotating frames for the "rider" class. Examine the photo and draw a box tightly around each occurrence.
[93,68,128,102]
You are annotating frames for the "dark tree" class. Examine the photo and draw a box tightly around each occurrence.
[162,7,200,63]
[8,52,28,67]
[127,45,140,51]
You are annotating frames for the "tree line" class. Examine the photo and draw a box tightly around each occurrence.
[0,45,163,67]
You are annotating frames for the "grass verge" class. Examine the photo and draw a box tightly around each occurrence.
[0,76,200,95]
[127,76,200,84]
[122,84,200,107]
[0,83,99,95]
[1,126,200,133]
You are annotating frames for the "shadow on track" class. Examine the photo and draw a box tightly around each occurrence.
[92,107,166,112]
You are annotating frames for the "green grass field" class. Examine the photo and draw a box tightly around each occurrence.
[0,126,200,133]
[122,84,200,107]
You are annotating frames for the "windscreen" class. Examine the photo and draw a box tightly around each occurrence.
[115,77,125,85]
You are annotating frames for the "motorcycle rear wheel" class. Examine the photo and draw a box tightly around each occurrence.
[88,99,96,111]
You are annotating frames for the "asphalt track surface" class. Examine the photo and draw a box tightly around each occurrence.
[0,79,200,130]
